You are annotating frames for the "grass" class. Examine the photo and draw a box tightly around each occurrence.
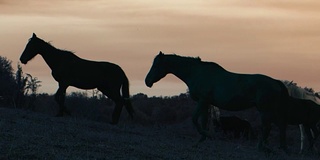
[1,93,320,159]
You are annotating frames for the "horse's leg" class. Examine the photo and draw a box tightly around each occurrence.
[192,102,202,133]
[311,125,320,140]
[310,125,320,153]
[54,84,69,116]
[300,124,319,153]
[207,106,214,133]
[299,124,305,154]
[305,124,319,152]
[192,99,209,142]
[200,104,211,139]
[279,123,288,151]
[111,99,124,124]
[258,112,272,152]
[99,88,123,124]
[303,125,314,151]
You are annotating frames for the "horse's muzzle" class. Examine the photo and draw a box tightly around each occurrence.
[20,59,27,64]
[145,79,153,88]
[19,57,28,64]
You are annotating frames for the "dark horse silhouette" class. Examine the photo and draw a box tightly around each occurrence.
[145,52,290,151]
[285,97,320,151]
[20,33,134,124]
[213,116,255,140]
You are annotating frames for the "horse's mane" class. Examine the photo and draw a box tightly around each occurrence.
[165,54,202,63]
[164,54,227,71]
[32,37,78,57]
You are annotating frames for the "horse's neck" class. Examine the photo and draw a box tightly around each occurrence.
[168,59,225,88]
[167,58,199,86]
[39,44,62,71]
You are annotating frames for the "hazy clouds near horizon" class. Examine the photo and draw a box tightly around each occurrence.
[1,0,320,96]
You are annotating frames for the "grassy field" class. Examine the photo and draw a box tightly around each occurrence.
[1,106,320,160]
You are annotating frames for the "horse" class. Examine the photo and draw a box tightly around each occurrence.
[145,51,290,151]
[209,81,320,153]
[284,96,320,152]
[19,33,134,124]
[213,115,255,139]
[283,81,320,153]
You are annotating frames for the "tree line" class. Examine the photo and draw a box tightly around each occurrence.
[0,56,41,109]
[0,55,196,124]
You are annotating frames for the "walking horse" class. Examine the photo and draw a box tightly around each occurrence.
[145,51,290,151]
[20,33,134,124]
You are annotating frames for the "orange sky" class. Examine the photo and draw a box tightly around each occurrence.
[1,0,320,96]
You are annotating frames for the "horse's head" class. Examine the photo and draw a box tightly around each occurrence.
[145,51,169,87]
[20,33,43,64]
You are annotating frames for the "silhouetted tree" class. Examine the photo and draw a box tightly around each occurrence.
[15,63,28,108]
[132,93,148,100]
[25,73,42,110]
[0,56,16,106]
[0,56,42,109]
[25,73,42,95]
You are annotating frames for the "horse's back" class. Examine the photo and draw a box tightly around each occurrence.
[52,57,127,89]
[208,72,287,110]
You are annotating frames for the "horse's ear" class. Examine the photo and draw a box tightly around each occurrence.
[159,51,164,56]
[32,33,37,38]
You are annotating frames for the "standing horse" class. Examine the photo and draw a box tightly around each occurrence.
[285,96,320,152]
[145,51,290,151]
[209,81,320,153]
[283,81,320,153]
[20,33,134,124]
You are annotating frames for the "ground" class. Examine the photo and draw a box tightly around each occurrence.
[0,107,319,160]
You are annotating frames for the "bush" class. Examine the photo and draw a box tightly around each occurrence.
[0,56,17,106]
[27,92,197,126]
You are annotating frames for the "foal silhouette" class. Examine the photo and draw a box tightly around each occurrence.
[20,33,134,124]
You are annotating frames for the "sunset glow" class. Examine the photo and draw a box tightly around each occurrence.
[1,0,320,96]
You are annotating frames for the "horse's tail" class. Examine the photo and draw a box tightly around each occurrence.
[121,73,135,119]
[121,74,130,99]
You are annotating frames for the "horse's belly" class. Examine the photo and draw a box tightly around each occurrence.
[69,78,101,89]
[218,96,255,111]
[71,83,97,90]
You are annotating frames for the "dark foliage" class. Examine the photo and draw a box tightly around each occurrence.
[0,56,40,109]
[21,92,196,125]
[130,93,196,125]
[0,56,17,106]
